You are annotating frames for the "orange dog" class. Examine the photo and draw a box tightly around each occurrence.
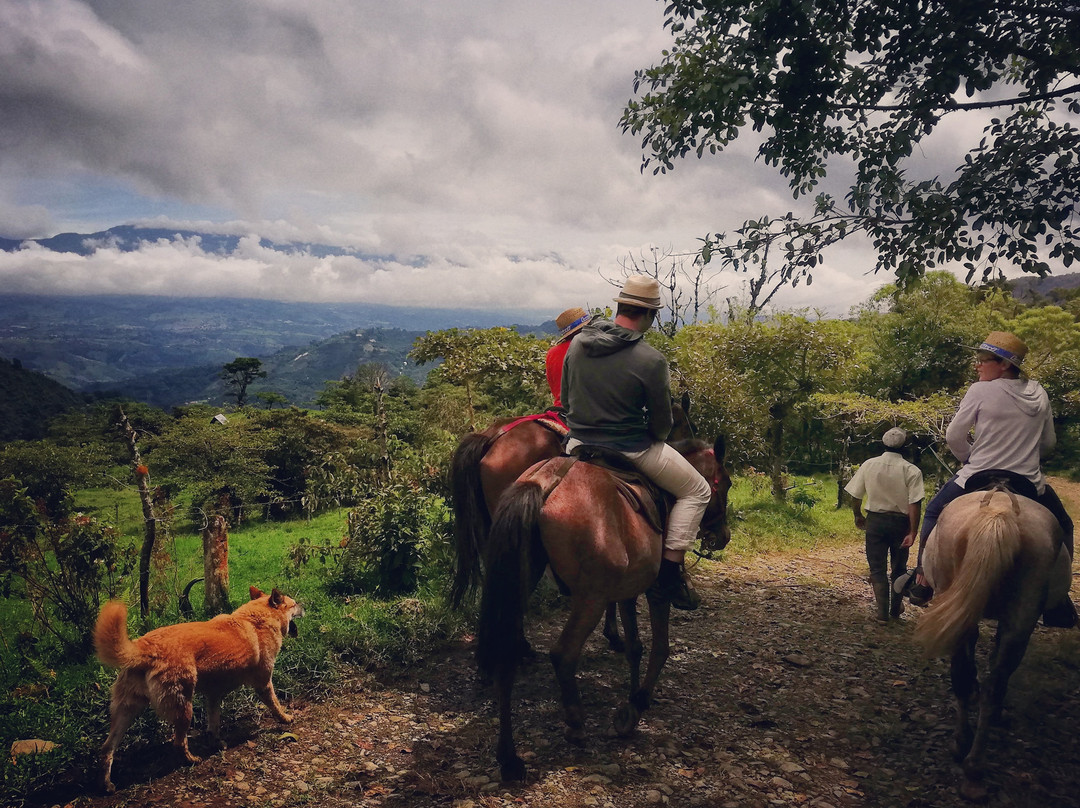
[94,586,304,793]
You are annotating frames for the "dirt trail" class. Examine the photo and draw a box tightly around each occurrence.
[54,479,1080,808]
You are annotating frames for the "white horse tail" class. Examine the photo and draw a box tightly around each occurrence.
[916,495,1022,658]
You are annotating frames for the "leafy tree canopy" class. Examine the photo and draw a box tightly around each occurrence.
[622,0,1080,288]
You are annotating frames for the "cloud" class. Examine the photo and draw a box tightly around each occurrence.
[0,0,1006,318]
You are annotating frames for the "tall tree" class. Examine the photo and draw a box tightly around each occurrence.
[622,0,1080,288]
[220,357,267,407]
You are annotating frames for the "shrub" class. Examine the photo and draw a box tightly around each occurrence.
[0,478,134,659]
[332,485,453,598]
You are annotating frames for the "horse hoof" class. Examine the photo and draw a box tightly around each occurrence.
[613,704,640,737]
[564,726,586,747]
[952,731,973,763]
[606,636,626,654]
[499,757,526,782]
[959,777,989,803]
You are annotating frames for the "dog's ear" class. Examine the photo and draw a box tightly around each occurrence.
[269,588,283,607]
[250,585,264,601]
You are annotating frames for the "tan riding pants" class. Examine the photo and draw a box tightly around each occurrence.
[567,439,711,552]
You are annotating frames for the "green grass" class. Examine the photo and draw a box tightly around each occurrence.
[724,472,861,555]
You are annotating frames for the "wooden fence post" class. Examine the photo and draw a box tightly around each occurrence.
[202,515,231,616]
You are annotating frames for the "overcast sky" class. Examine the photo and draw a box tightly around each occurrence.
[0,0,953,318]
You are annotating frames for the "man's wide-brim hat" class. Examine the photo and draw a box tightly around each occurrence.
[613,275,662,310]
[970,330,1028,368]
[555,307,591,342]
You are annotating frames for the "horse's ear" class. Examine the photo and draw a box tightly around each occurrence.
[250,585,263,601]
[681,391,692,415]
[713,434,727,462]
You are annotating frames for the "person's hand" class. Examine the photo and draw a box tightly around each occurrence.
[854,514,866,530]
[901,532,915,548]
[916,569,927,586]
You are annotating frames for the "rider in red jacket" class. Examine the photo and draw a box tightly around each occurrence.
[546,307,591,410]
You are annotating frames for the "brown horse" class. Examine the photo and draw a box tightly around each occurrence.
[476,436,730,781]
[916,480,1072,801]
[449,397,705,650]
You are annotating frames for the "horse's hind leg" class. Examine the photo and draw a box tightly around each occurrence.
[602,602,625,653]
[550,598,608,747]
[615,594,672,735]
[950,628,979,764]
[962,616,1038,791]
[493,658,525,782]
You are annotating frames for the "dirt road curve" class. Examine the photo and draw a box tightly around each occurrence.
[54,480,1080,808]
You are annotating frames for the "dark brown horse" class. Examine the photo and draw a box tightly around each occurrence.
[476,436,730,781]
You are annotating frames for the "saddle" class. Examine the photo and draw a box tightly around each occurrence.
[567,444,670,534]
[964,469,1039,514]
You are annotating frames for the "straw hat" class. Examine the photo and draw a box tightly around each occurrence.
[882,427,908,449]
[971,331,1028,368]
[555,307,591,342]
[613,275,662,310]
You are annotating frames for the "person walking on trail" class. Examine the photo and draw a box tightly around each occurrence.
[560,275,711,611]
[545,307,591,411]
[912,331,1076,626]
[845,427,924,623]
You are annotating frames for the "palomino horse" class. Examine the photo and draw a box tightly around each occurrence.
[916,478,1072,801]
[449,396,707,651]
[476,436,729,781]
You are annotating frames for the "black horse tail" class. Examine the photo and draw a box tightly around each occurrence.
[450,430,497,608]
[476,480,543,678]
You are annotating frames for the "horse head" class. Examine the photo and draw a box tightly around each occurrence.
[681,434,731,554]
[669,391,698,442]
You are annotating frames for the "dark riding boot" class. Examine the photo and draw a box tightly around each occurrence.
[647,559,701,611]
[1042,597,1078,628]
[890,586,905,618]
[871,579,890,623]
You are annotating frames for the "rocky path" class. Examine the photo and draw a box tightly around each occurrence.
[55,480,1080,808]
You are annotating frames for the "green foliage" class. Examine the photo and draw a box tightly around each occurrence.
[0,478,134,659]
[676,313,858,498]
[0,441,95,518]
[148,411,273,523]
[622,0,1080,287]
[334,485,453,598]
[410,327,548,426]
[852,272,994,400]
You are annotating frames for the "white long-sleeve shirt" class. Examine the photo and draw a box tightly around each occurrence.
[946,377,1055,493]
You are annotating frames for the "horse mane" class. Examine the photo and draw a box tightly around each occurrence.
[916,494,1023,658]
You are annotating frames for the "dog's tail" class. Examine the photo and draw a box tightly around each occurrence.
[94,601,137,669]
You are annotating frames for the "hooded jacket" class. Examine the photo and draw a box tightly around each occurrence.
[560,319,673,451]
[946,377,1055,492]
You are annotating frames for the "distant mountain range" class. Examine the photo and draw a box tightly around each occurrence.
[0,292,557,409]
[0,223,390,261]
